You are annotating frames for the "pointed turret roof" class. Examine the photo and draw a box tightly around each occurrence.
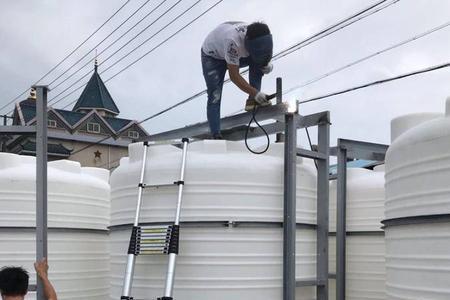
[72,63,120,115]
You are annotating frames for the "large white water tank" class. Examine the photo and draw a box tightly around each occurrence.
[0,153,110,300]
[385,101,450,299]
[110,141,317,300]
[328,168,385,300]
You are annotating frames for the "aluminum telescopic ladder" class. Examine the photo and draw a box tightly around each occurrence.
[121,138,189,300]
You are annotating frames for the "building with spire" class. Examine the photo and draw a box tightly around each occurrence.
[6,64,149,169]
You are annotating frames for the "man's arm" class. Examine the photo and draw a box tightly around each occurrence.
[34,258,57,300]
[227,64,258,97]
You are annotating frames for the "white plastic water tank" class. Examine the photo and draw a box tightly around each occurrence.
[0,153,110,300]
[110,141,317,300]
[328,168,385,300]
[385,101,450,299]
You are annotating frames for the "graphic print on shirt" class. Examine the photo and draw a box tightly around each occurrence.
[225,40,240,65]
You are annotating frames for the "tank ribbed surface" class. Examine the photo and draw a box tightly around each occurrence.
[328,168,385,300]
[0,153,110,300]
[110,140,317,299]
[385,100,450,299]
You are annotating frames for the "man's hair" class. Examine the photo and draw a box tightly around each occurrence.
[246,22,271,40]
[0,267,29,296]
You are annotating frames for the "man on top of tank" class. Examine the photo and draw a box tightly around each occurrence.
[201,21,274,139]
[0,258,57,300]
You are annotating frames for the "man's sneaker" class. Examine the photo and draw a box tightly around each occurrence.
[212,133,223,140]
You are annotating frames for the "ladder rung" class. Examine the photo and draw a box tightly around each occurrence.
[141,183,177,189]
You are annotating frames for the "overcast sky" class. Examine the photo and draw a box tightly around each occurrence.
[1,0,449,148]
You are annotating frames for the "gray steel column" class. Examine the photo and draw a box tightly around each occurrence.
[283,112,297,300]
[316,117,330,300]
[336,143,347,300]
[35,86,48,300]
[276,77,285,143]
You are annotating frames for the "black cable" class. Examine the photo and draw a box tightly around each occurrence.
[0,0,131,113]
[299,62,450,104]
[244,106,270,155]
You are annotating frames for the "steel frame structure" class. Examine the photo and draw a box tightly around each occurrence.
[142,78,331,300]
[330,138,388,300]
[0,86,49,300]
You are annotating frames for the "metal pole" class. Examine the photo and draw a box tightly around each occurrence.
[283,112,297,300]
[316,116,330,300]
[336,143,347,300]
[163,138,189,298]
[35,85,48,300]
[276,77,284,143]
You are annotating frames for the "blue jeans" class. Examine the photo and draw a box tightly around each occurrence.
[201,50,264,136]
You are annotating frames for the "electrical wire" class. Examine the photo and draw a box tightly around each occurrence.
[68,0,224,156]
[299,61,450,104]
[52,0,396,114]
[283,19,450,95]
[49,0,177,92]
[47,0,187,107]
[0,0,131,114]
[59,0,223,110]
[47,0,156,89]
[57,0,400,156]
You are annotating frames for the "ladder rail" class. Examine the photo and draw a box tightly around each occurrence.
[163,138,189,299]
[122,141,150,298]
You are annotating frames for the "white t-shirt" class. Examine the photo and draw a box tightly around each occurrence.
[202,21,249,65]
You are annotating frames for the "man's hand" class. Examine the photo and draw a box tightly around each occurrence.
[261,62,273,74]
[34,258,58,300]
[254,92,271,106]
[34,258,49,279]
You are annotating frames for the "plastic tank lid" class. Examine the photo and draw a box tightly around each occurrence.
[390,112,443,142]
[0,152,23,169]
[82,167,110,183]
[48,159,81,173]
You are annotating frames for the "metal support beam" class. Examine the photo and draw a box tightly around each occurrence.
[0,125,36,134]
[330,139,388,161]
[284,113,297,300]
[317,113,330,300]
[144,103,289,142]
[336,146,347,300]
[296,148,327,160]
[35,85,48,300]
[276,77,285,143]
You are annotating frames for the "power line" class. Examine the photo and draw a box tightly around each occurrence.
[0,0,131,113]
[283,19,450,95]
[61,0,398,156]
[299,61,450,104]
[47,0,185,107]
[60,0,222,110]
[49,0,175,92]
[273,0,400,60]
[68,0,224,155]
[46,0,155,89]
[53,0,396,112]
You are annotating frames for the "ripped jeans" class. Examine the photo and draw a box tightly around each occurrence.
[201,50,263,136]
